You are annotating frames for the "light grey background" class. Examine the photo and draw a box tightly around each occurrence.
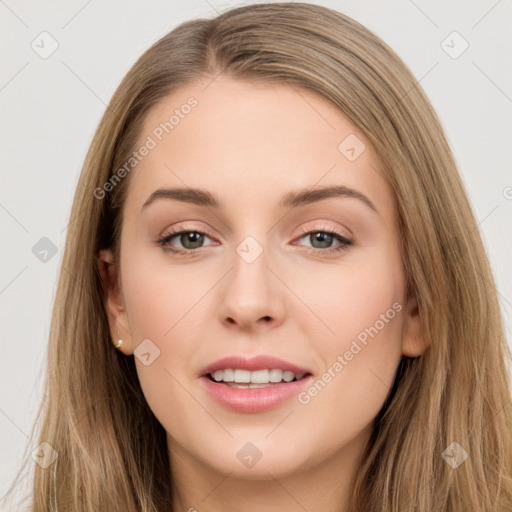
[1,0,511,504]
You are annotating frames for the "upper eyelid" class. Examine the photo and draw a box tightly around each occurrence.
[161,221,349,236]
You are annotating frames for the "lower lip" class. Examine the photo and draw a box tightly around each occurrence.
[200,375,313,413]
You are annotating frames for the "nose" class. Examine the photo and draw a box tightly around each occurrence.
[218,244,286,331]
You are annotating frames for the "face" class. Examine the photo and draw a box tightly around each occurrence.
[99,76,425,480]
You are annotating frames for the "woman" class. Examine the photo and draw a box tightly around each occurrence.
[5,2,512,511]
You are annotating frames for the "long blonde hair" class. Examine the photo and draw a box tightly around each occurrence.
[4,2,511,510]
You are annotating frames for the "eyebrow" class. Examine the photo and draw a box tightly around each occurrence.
[141,185,378,214]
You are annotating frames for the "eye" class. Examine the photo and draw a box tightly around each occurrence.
[156,224,353,257]
[156,229,216,255]
[294,225,353,256]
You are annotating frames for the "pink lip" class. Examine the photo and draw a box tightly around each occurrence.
[200,374,314,413]
[200,355,311,376]
[199,355,313,413]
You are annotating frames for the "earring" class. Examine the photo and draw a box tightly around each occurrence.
[115,329,123,349]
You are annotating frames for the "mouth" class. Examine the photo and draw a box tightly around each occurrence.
[199,355,314,412]
[205,368,311,388]
[200,363,314,413]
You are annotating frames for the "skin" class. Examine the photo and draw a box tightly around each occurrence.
[98,76,427,512]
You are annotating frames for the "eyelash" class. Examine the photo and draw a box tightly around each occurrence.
[156,224,353,258]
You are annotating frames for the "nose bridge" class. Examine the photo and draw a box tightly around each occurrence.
[219,232,284,327]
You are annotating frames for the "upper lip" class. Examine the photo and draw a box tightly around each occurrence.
[200,355,311,376]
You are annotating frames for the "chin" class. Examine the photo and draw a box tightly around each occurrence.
[190,434,317,480]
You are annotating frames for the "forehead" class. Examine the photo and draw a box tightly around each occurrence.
[123,76,393,220]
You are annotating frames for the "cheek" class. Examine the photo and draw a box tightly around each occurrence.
[120,233,213,347]
[294,250,405,432]
[294,244,405,352]
[120,250,220,441]
[295,320,403,461]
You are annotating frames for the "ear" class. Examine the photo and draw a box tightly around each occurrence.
[97,249,133,354]
[401,293,429,357]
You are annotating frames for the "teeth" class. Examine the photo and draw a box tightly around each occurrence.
[234,369,251,383]
[222,369,234,382]
[251,369,269,383]
[269,369,283,382]
[210,368,306,384]
[283,371,294,382]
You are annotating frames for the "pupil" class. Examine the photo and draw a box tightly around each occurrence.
[312,232,332,248]
[182,232,203,249]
